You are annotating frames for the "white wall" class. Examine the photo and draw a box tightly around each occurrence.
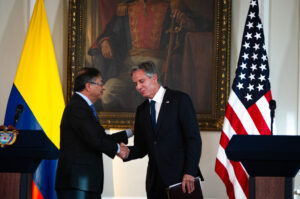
[269,0,299,135]
[0,0,299,198]
[0,0,27,121]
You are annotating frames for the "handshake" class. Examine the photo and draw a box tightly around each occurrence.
[117,142,130,159]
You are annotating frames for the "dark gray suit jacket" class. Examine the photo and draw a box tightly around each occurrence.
[55,93,128,194]
[126,88,202,191]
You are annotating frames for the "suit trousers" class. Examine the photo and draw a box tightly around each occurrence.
[146,162,169,199]
[56,189,101,199]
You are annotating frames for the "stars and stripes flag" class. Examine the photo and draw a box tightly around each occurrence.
[4,0,64,198]
[215,0,273,198]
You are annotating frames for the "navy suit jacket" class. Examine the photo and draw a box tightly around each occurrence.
[126,88,202,190]
[55,93,128,194]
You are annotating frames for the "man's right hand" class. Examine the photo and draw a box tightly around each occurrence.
[101,40,113,59]
[117,142,130,159]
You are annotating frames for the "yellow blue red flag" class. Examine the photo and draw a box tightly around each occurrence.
[4,0,65,198]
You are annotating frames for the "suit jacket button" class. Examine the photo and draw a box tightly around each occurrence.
[154,141,157,145]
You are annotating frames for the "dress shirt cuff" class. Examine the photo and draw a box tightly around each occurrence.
[125,129,133,138]
[117,143,120,154]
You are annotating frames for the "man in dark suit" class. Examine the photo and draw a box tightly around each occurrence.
[124,61,203,199]
[55,67,131,199]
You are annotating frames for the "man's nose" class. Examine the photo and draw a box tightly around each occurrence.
[136,83,141,90]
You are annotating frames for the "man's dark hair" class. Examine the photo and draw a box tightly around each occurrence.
[74,67,101,92]
[131,61,160,79]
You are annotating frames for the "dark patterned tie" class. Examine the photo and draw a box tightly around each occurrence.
[150,100,156,131]
[90,104,98,120]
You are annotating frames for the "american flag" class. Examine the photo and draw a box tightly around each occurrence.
[215,0,272,198]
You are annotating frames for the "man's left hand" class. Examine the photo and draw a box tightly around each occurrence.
[117,143,130,159]
[181,174,195,194]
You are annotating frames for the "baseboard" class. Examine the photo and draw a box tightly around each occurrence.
[102,197,146,199]
[102,197,216,199]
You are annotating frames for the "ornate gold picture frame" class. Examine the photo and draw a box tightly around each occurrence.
[67,0,231,130]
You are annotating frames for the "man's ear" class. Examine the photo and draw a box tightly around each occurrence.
[84,82,90,91]
[152,74,158,82]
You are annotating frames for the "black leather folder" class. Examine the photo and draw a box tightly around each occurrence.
[166,177,203,199]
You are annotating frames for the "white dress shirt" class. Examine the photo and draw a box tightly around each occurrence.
[149,86,166,122]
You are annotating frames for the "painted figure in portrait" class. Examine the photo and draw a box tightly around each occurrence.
[86,0,214,113]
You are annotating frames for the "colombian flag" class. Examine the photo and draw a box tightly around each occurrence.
[4,0,65,198]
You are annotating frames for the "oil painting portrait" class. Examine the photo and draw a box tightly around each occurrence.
[68,0,231,130]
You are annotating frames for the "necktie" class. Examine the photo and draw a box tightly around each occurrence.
[90,104,98,120]
[150,100,156,131]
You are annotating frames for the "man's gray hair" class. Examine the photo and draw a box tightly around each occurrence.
[131,61,160,79]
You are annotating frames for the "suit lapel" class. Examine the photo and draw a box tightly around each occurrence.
[74,93,100,125]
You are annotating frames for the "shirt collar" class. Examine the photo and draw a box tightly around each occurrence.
[76,91,93,106]
[149,86,166,103]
